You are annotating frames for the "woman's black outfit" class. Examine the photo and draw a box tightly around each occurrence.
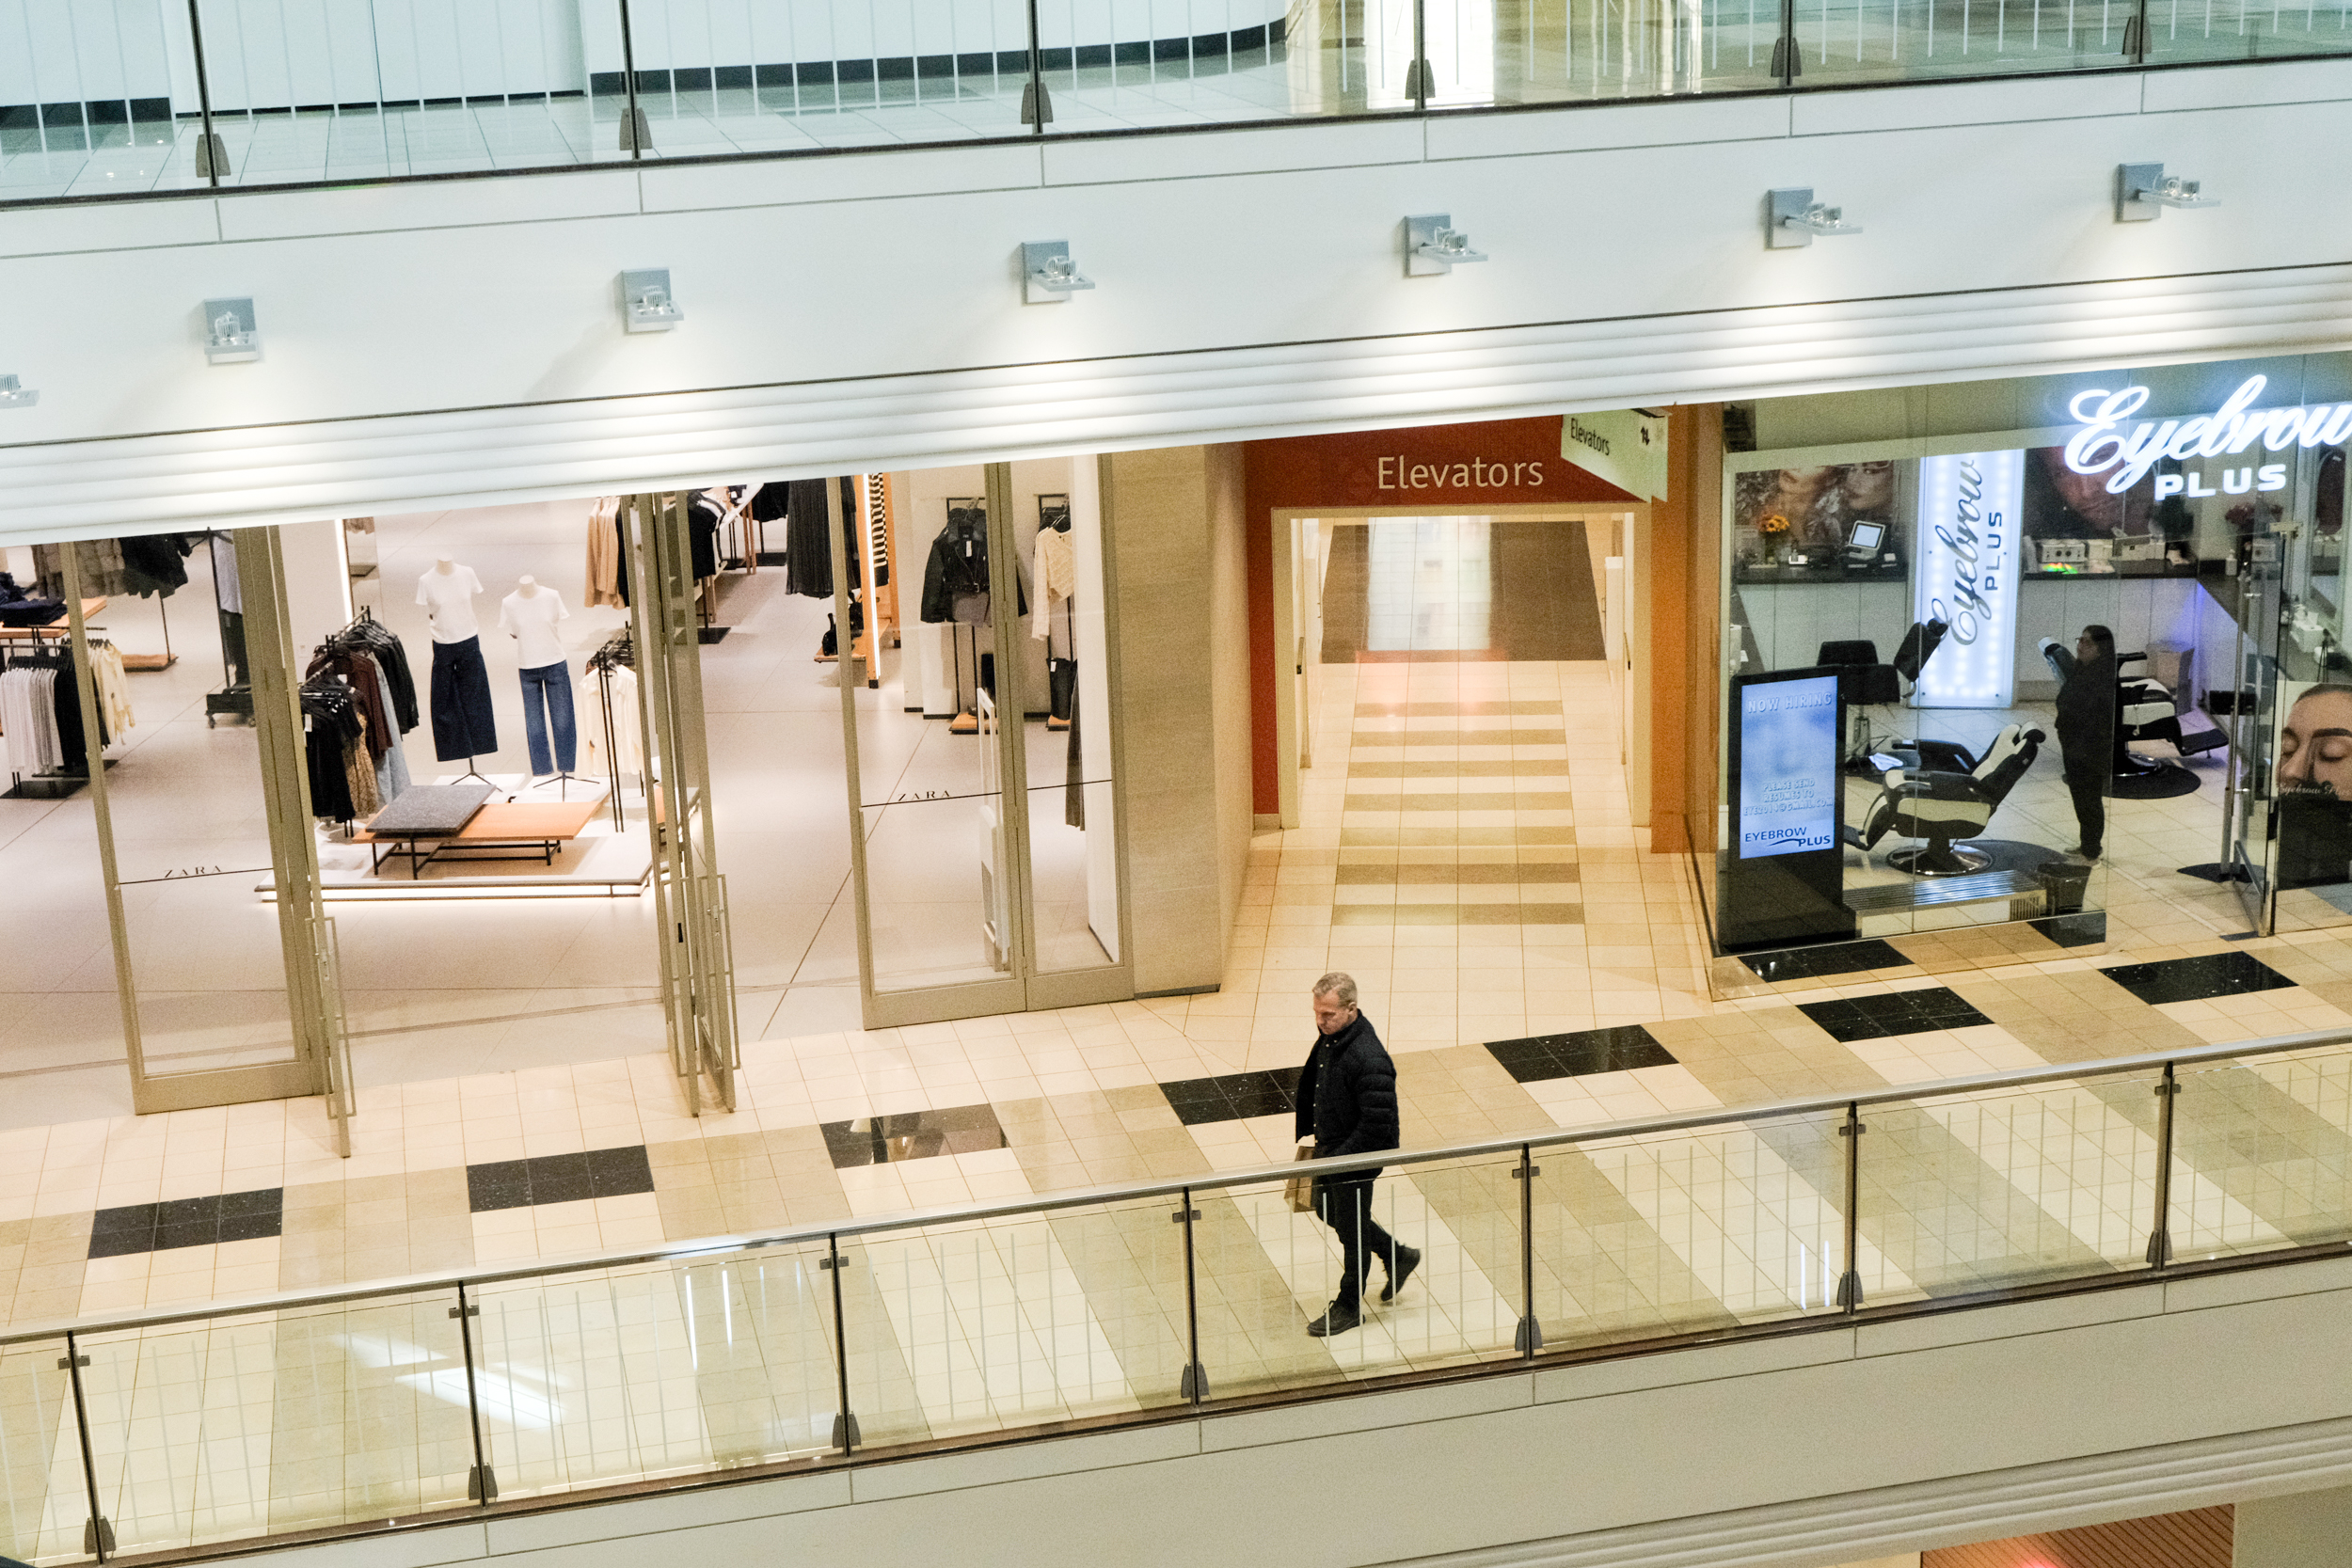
[1295,1012,1417,1327]
[2049,643,2117,859]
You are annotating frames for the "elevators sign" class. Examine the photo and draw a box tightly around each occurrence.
[1914,451,2026,707]
[1560,408,1669,501]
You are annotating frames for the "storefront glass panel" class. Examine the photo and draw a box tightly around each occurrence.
[1717,353,2352,979]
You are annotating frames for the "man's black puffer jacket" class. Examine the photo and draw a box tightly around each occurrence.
[1294,1012,1400,1183]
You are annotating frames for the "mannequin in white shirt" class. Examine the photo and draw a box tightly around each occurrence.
[500,575,578,781]
[417,559,496,771]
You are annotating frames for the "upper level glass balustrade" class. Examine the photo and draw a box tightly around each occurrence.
[0,1028,2346,1562]
[2,0,2344,204]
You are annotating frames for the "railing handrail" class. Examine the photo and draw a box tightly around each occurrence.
[5,46,2351,216]
[11,1021,2345,1349]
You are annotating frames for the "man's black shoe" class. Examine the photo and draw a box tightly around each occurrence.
[1307,1301,1361,1337]
[1380,1245,1422,1304]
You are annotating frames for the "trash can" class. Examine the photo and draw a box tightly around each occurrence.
[2035,860,2093,915]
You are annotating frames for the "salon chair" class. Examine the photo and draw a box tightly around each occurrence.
[1816,640,1902,764]
[2039,642,2221,777]
[1848,723,2046,876]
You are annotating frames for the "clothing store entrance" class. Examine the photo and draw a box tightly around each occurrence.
[54,530,356,1140]
[834,460,1128,1030]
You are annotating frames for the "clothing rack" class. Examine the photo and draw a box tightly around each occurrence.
[1,623,111,800]
[586,633,635,831]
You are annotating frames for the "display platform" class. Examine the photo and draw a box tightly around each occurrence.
[286,773,651,899]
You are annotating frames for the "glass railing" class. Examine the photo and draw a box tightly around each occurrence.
[3,1028,2352,1560]
[2,0,2344,205]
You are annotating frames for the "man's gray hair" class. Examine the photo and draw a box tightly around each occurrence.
[1311,972,1358,1006]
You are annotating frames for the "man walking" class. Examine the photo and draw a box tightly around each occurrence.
[2041,625,2118,861]
[1296,972,1420,1337]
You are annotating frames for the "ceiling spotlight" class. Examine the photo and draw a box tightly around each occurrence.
[0,375,35,409]
[2117,163,2219,222]
[203,297,262,363]
[620,270,683,332]
[1769,189,1863,249]
[1023,242,1095,305]
[1406,214,1487,277]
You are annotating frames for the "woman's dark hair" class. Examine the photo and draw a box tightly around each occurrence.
[2083,625,2117,657]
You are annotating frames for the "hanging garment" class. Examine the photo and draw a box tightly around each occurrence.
[210,534,244,614]
[428,636,499,762]
[303,647,393,763]
[88,642,133,742]
[1031,524,1075,641]
[690,493,724,581]
[585,498,625,608]
[0,666,59,778]
[119,534,195,599]
[33,539,127,599]
[785,479,834,599]
[918,509,1022,624]
[340,617,419,734]
[584,661,642,779]
[1066,693,1086,831]
[300,683,364,819]
[370,658,412,807]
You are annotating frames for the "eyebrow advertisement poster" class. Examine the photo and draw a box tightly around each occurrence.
[2276,680,2352,894]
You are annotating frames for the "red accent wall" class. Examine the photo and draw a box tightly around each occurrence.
[1244,417,1639,816]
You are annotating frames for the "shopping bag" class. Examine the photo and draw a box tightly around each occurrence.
[1283,1142,1317,1213]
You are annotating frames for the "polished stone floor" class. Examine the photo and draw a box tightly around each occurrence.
[0,510,2348,1560]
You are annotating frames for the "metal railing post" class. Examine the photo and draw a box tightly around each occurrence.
[1176,1188,1208,1402]
[2122,0,2150,59]
[615,0,648,155]
[2147,1063,2179,1268]
[825,1234,860,1451]
[1021,0,1052,129]
[451,1284,495,1503]
[1835,1102,1865,1310]
[182,0,225,184]
[61,1331,111,1560]
[1409,0,1431,108]
[1514,1145,1543,1356]
[1770,0,1801,84]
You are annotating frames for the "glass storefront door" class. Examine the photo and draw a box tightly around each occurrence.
[57,529,352,1138]
[834,460,1130,1029]
[621,494,739,1114]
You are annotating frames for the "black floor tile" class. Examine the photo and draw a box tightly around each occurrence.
[1797,987,1993,1043]
[1159,1069,1301,1126]
[2028,911,2107,949]
[2100,950,2296,1006]
[1740,939,1910,983]
[87,1188,283,1259]
[1482,1025,1675,1083]
[586,1145,657,1197]
[819,1105,1010,1168]
[465,1147,655,1212]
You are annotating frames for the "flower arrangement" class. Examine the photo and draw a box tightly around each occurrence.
[1756,512,1791,562]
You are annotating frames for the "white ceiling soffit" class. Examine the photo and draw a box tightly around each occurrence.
[6,261,2352,544]
[1402,1411,2352,1568]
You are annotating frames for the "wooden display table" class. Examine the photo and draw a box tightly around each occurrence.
[0,599,104,640]
[351,800,603,879]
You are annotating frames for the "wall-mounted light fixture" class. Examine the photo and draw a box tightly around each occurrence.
[1023,242,1095,304]
[0,375,36,409]
[1406,214,1487,277]
[620,270,683,332]
[202,298,262,363]
[2117,163,2219,222]
[1768,189,1863,249]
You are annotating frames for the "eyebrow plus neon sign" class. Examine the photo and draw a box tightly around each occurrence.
[2065,373,2351,495]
